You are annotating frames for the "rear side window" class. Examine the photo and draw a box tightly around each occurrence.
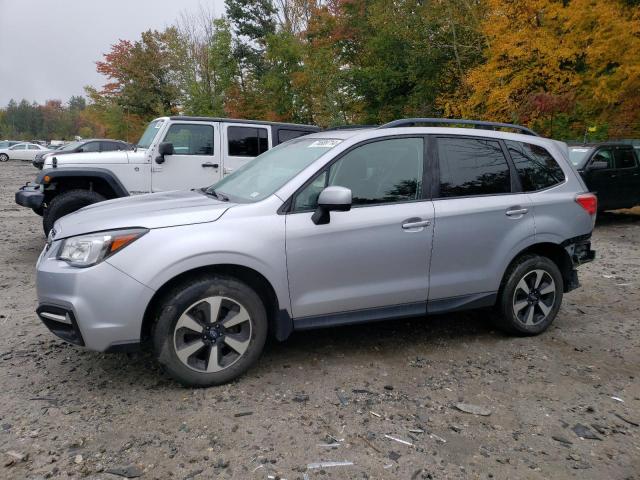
[506,141,565,191]
[228,126,268,157]
[278,129,311,144]
[164,124,214,155]
[28,144,40,150]
[437,137,511,197]
[614,148,637,169]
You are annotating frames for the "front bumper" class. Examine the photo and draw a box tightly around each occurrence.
[15,183,44,209]
[36,242,156,352]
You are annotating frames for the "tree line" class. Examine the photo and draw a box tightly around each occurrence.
[2,0,639,142]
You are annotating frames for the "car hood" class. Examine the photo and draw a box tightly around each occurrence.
[53,190,234,239]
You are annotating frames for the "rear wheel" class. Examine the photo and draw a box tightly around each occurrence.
[0,153,8,162]
[152,275,268,387]
[495,254,563,335]
[42,189,105,235]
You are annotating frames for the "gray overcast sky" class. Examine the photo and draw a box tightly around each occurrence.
[0,0,225,105]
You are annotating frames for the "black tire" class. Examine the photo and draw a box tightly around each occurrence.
[0,153,8,162]
[494,254,563,335]
[152,275,268,387]
[32,207,44,216]
[42,189,105,235]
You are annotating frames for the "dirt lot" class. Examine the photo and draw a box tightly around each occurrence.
[0,160,638,480]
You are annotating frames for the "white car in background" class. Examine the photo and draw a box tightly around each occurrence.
[0,142,52,162]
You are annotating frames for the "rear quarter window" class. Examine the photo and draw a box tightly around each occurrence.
[506,141,565,191]
[614,148,637,169]
[278,129,312,144]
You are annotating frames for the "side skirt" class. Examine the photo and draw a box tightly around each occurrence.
[293,302,427,331]
[427,292,497,314]
[283,292,498,336]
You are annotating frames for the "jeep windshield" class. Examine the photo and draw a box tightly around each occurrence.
[569,147,592,168]
[137,119,164,149]
[206,138,342,203]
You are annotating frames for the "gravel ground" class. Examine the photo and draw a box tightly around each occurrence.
[1,160,639,480]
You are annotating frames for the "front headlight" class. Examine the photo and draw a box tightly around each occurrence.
[57,228,148,267]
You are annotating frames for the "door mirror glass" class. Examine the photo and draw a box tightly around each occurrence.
[312,186,352,225]
[156,142,174,163]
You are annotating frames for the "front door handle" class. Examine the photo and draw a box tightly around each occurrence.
[202,163,219,168]
[402,219,431,229]
[506,207,529,216]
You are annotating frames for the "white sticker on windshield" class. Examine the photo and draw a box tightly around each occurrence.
[571,148,589,152]
[250,192,260,198]
[154,122,162,128]
[308,139,342,148]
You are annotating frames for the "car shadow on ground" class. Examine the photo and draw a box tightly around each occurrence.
[265,309,500,360]
[596,209,640,226]
[47,309,507,392]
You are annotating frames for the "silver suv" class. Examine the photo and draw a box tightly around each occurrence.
[35,119,596,387]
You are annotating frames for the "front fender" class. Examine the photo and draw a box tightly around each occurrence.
[37,167,129,197]
[105,216,290,315]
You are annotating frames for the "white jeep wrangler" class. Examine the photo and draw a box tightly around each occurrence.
[15,116,318,234]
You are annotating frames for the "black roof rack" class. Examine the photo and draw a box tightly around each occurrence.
[378,118,539,136]
[168,116,319,129]
[323,125,377,131]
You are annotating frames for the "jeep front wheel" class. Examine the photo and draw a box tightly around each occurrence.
[42,189,106,235]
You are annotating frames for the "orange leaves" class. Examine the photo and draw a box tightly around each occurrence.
[444,0,640,137]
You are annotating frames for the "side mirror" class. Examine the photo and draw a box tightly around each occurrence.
[589,160,609,171]
[156,142,174,164]
[311,186,352,225]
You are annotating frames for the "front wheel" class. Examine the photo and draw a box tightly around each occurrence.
[42,189,106,235]
[152,275,268,387]
[495,254,563,335]
[0,153,8,162]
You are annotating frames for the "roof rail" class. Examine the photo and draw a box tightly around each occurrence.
[378,118,539,136]
[323,125,377,131]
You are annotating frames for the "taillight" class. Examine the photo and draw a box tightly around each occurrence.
[576,193,597,215]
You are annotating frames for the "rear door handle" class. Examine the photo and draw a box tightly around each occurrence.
[202,163,219,168]
[402,219,431,229]
[506,207,528,216]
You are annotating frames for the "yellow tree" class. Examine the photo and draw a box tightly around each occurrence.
[441,0,640,138]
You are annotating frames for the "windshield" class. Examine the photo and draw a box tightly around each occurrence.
[569,147,592,167]
[207,138,342,203]
[137,119,164,148]
[58,141,82,152]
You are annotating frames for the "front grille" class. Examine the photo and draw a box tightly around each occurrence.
[36,305,84,346]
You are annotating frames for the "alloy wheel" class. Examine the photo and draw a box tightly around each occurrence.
[173,296,252,373]
[512,269,556,326]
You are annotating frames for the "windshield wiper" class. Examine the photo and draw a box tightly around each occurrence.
[202,188,229,202]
